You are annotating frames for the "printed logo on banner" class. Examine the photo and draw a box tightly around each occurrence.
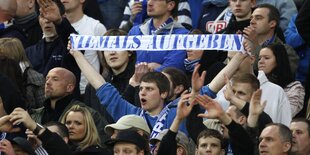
[206,20,227,33]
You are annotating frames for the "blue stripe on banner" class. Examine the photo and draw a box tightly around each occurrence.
[70,34,245,51]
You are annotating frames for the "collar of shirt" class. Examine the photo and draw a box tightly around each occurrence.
[149,17,174,35]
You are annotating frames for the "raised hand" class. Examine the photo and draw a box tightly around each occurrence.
[147,62,161,72]
[130,2,143,22]
[243,26,259,52]
[129,62,149,87]
[175,91,195,121]
[26,129,42,149]
[223,74,235,102]
[37,0,62,24]
[249,89,266,116]
[191,64,206,93]
[196,95,233,125]
[247,89,267,127]
[195,95,225,119]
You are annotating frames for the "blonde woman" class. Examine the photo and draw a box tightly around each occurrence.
[0,38,45,109]
[60,105,109,155]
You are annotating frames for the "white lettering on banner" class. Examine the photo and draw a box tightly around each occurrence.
[70,34,245,51]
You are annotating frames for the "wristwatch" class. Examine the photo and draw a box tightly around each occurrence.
[33,123,44,135]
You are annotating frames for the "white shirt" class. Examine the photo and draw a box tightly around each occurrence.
[71,15,106,94]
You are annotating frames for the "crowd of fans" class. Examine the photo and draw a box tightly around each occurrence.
[0,0,310,154]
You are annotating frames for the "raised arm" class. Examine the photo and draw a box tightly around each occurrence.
[69,50,106,89]
[208,53,247,93]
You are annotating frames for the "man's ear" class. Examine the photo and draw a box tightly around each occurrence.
[160,91,168,100]
[66,83,75,93]
[174,85,184,96]
[138,150,144,155]
[220,149,226,155]
[282,142,292,153]
[63,137,69,144]
[167,1,176,12]
[269,20,277,29]
[28,0,35,9]
[251,0,256,8]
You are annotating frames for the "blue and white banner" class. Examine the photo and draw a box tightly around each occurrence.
[70,34,244,51]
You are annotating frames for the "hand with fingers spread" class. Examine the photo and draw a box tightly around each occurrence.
[9,108,37,131]
[0,115,20,133]
[175,91,195,121]
[37,0,62,24]
[243,26,259,52]
[129,62,149,87]
[191,64,206,93]
[0,139,15,155]
[247,89,267,127]
[26,129,42,149]
[170,90,195,132]
[195,95,232,125]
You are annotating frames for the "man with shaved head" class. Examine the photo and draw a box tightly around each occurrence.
[0,0,28,47]
[30,67,108,145]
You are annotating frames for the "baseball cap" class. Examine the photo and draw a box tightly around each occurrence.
[9,137,35,155]
[106,129,148,151]
[150,129,189,151]
[104,115,150,135]
[203,119,223,134]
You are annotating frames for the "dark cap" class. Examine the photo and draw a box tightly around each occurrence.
[106,130,148,151]
[10,137,35,155]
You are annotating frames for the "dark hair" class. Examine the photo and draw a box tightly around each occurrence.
[162,67,189,97]
[291,118,310,137]
[140,72,170,97]
[0,55,25,98]
[256,3,280,28]
[266,123,292,143]
[0,73,25,114]
[196,129,225,149]
[263,43,294,88]
[231,73,260,91]
[189,29,203,35]
[168,0,179,18]
[44,121,69,138]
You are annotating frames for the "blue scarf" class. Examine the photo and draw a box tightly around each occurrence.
[0,20,13,30]
[184,58,200,72]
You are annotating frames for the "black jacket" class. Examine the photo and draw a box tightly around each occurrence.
[84,56,136,123]
[39,129,73,155]
[296,0,310,46]
[0,24,29,47]
[14,14,43,46]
